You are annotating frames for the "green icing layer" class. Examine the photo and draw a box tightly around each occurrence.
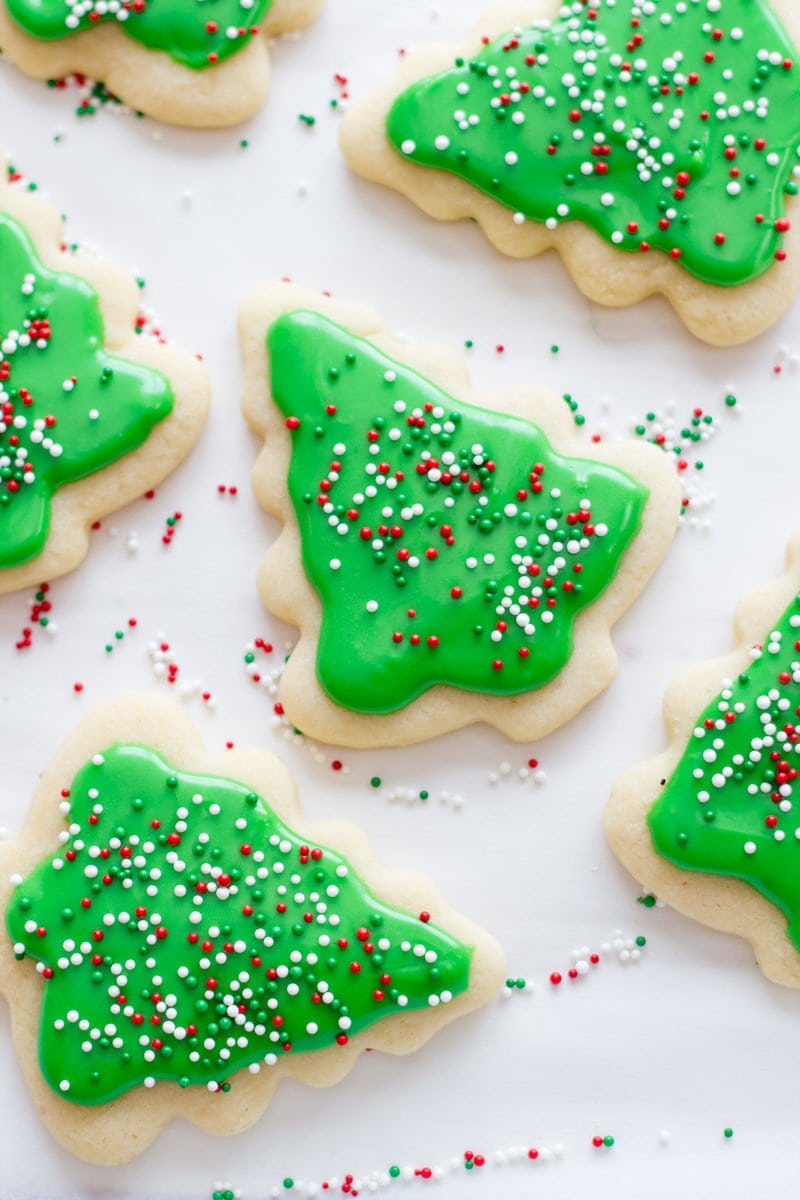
[0,211,173,568]
[6,0,272,70]
[6,744,472,1105]
[268,310,648,715]
[387,0,800,286]
[649,590,800,950]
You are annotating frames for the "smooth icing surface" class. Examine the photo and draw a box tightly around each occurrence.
[5,0,272,69]
[6,744,472,1105]
[649,591,800,949]
[268,310,648,715]
[387,0,800,286]
[0,211,174,568]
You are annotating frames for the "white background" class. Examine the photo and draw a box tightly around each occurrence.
[2,1,800,1196]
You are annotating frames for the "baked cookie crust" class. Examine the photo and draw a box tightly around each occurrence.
[341,0,800,346]
[0,692,505,1163]
[240,281,680,748]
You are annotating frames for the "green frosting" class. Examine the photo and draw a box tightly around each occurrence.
[6,744,472,1105]
[6,0,272,70]
[268,310,648,715]
[649,590,800,950]
[387,0,800,286]
[0,211,174,569]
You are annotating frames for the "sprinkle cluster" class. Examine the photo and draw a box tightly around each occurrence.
[545,930,647,986]
[48,73,125,120]
[387,0,800,285]
[6,745,470,1104]
[14,581,56,649]
[321,427,607,645]
[0,210,174,570]
[1,278,61,504]
[209,1118,740,1197]
[649,591,800,941]
[148,633,216,707]
[270,311,646,713]
[632,399,723,527]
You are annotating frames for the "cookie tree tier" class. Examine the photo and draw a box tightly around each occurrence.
[649,590,800,950]
[269,310,647,715]
[387,0,800,286]
[0,212,173,568]
[5,0,272,68]
[7,744,472,1105]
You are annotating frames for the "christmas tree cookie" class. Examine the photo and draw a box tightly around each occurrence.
[0,178,208,594]
[0,0,323,126]
[607,532,800,988]
[0,693,504,1163]
[239,282,680,748]
[341,0,800,346]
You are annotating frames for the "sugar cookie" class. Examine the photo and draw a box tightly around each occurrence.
[240,282,680,748]
[607,531,800,987]
[0,178,209,593]
[0,0,323,126]
[0,693,504,1163]
[341,0,800,345]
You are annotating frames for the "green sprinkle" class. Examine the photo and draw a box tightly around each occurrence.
[603,1135,615,1148]
[283,1179,294,1190]
[389,1166,401,1179]
[635,935,647,947]
[370,776,382,788]
[550,344,559,354]
[637,894,657,908]
[724,1128,734,1139]
[561,393,586,428]
[240,138,249,148]
[465,339,474,348]
[419,790,429,800]
[725,394,737,407]
[298,113,316,126]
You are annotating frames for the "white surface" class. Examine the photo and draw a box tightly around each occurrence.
[1,2,800,1196]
